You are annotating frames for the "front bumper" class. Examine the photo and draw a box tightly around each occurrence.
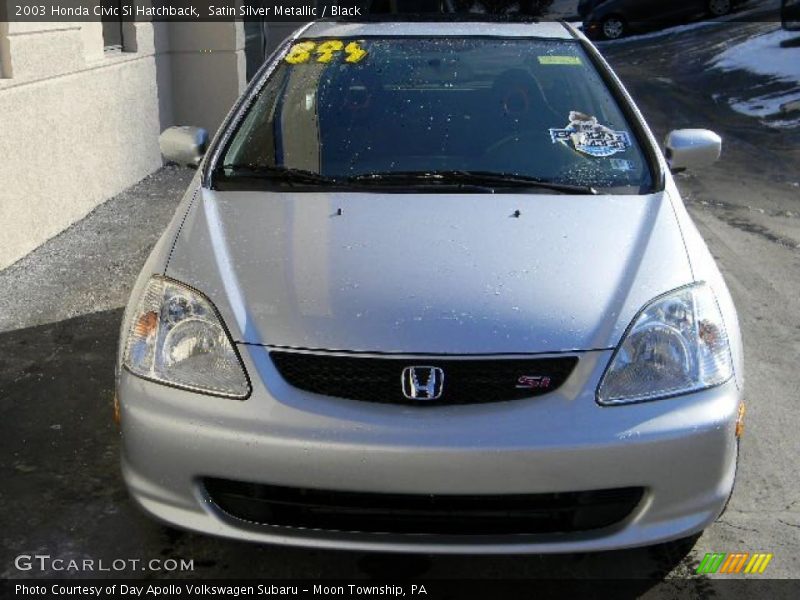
[119,346,740,554]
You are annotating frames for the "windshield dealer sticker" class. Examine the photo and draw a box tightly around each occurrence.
[538,56,582,66]
[549,111,632,158]
[285,40,367,65]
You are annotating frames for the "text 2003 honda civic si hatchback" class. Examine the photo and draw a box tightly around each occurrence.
[116,20,744,553]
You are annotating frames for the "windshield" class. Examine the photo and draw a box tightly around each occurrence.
[219,36,654,194]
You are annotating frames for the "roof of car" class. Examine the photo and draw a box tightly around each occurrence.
[302,20,577,40]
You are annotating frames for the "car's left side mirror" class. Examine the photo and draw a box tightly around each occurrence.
[159,126,209,168]
[664,129,722,173]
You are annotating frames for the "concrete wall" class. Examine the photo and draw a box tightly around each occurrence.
[166,22,246,134]
[151,20,247,138]
[0,17,247,271]
[0,20,164,271]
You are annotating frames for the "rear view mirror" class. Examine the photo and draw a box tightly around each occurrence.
[664,129,722,173]
[159,126,209,168]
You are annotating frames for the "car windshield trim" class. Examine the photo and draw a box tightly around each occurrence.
[207,35,662,195]
[577,37,664,192]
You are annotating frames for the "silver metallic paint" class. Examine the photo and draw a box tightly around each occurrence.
[165,190,693,355]
[117,20,744,552]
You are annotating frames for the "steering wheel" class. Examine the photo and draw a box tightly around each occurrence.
[501,85,531,116]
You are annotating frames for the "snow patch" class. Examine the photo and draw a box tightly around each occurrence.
[761,116,800,129]
[730,91,800,118]
[711,29,800,84]
[710,28,800,127]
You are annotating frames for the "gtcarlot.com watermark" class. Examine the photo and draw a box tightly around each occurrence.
[14,554,194,573]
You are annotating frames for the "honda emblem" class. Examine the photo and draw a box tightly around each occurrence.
[401,366,445,400]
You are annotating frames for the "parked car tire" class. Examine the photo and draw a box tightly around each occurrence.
[601,15,626,39]
[708,0,732,16]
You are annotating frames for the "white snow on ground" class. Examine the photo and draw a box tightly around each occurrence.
[710,29,800,127]
[762,116,800,128]
[730,91,800,117]
[712,29,800,83]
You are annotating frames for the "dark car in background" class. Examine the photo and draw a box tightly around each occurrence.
[578,0,610,19]
[367,0,554,16]
[582,0,743,40]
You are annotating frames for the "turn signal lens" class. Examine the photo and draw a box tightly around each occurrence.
[736,402,746,438]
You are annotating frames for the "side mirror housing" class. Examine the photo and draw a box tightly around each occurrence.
[664,129,721,173]
[159,126,209,168]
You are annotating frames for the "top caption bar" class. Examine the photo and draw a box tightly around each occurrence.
[1,0,783,22]
[3,1,367,22]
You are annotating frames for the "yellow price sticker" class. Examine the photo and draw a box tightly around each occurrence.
[316,40,344,63]
[344,41,368,63]
[284,40,368,65]
[538,56,582,66]
[285,41,316,65]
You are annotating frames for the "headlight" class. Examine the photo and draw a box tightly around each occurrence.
[122,276,250,399]
[597,283,732,405]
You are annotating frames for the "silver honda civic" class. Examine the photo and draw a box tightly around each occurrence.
[116,19,745,553]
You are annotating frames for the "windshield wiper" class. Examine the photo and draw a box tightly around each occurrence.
[348,170,598,194]
[348,171,495,192]
[218,167,599,194]
[219,164,339,186]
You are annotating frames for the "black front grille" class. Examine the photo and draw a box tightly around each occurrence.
[205,478,644,535]
[269,352,578,405]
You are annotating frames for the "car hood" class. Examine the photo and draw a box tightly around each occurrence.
[165,189,692,354]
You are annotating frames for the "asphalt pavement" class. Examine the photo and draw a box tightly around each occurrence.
[1,20,798,587]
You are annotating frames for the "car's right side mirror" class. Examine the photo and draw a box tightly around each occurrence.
[159,126,209,168]
[664,129,722,173]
